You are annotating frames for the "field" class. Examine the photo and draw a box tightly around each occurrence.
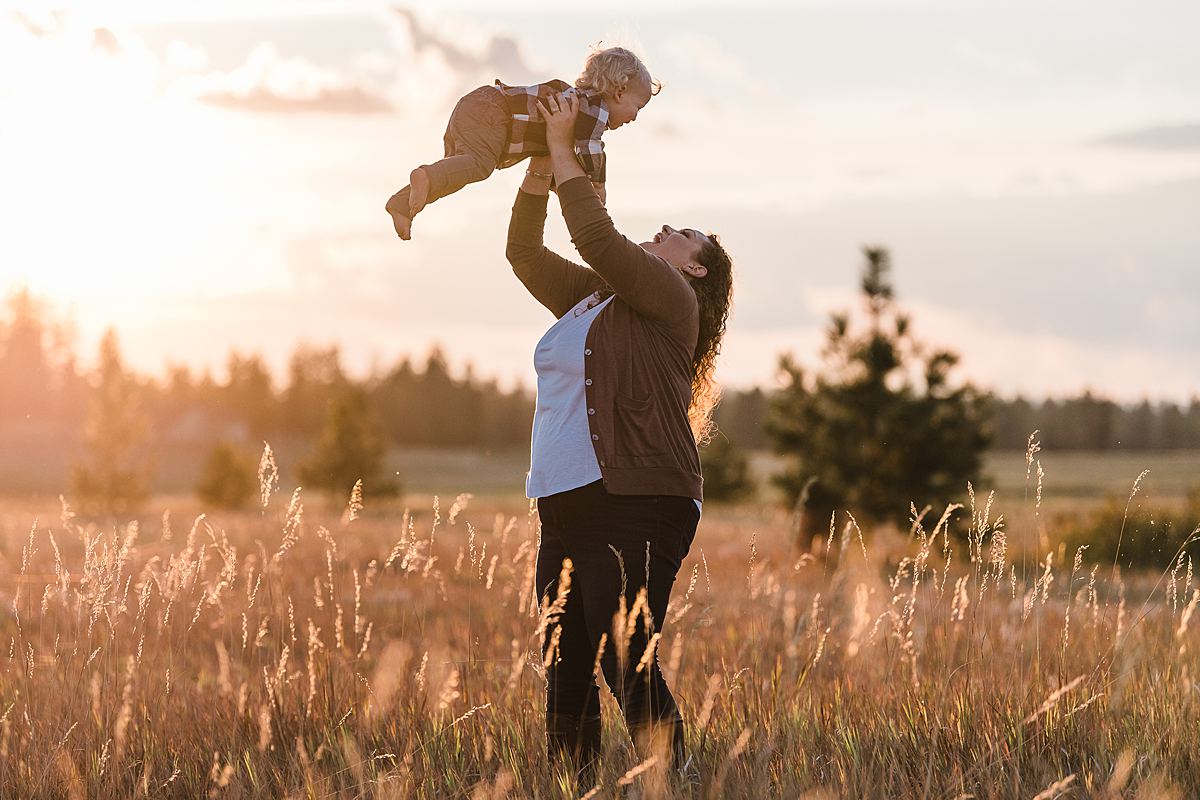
[0,449,1199,798]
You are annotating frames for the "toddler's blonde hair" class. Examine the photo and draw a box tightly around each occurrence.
[575,46,662,98]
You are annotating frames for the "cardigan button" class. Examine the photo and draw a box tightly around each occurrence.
[591,434,599,441]
[584,348,592,356]
[587,408,595,415]
[585,379,592,386]
[599,459,605,467]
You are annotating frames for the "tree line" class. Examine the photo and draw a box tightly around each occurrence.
[714,388,1200,452]
[0,288,534,451]
[3,262,1198,528]
[4,287,1195,457]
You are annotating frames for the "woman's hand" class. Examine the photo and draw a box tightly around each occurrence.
[536,92,587,186]
[536,92,579,155]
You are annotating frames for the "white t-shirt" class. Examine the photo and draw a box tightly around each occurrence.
[526,291,611,498]
[525,291,702,518]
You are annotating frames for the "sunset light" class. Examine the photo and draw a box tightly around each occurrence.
[3,2,1200,797]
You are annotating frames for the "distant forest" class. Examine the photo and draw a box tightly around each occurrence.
[3,288,1200,457]
[712,388,1200,452]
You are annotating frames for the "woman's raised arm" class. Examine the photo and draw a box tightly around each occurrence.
[539,94,696,327]
[505,156,604,319]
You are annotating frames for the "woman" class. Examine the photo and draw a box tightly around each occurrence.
[505,91,734,783]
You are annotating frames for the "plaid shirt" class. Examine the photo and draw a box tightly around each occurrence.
[493,79,608,184]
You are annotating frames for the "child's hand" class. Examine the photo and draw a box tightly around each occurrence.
[536,92,579,154]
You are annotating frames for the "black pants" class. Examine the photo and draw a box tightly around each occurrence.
[535,479,700,777]
[386,85,508,219]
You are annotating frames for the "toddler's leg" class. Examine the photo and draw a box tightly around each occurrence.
[385,152,487,240]
[414,87,508,206]
[407,167,431,217]
[385,87,506,241]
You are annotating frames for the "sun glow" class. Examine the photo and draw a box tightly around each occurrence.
[1,13,239,299]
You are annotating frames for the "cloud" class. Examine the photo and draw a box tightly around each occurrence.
[195,42,393,114]
[1095,122,1200,151]
[91,26,120,55]
[165,39,209,72]
[7,9,68,37]
[181,9,540,116]
[0,13,161,103]
[387,7,536,85]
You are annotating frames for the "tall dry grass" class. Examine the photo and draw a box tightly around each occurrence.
[0,450,1198,798]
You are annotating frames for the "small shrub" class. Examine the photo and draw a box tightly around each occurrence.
[1061,488,1200,569]
[195,442,258,510]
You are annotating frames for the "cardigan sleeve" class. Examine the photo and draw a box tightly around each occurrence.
[556,176,697,328]
[505,188,605,319]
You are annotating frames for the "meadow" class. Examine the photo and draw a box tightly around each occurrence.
[0,448,1198,798]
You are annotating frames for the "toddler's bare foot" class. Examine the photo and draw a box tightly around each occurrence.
[408,167,430,217]
[389,208,412,240]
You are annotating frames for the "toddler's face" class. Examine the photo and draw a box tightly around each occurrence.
[605,77,653,129]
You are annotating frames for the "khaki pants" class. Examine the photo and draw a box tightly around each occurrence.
[386,85,509,218]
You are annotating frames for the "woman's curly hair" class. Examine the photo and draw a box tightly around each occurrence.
[575,46,662,97]
[688,235,734,445]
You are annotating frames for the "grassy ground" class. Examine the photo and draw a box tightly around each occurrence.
[748,449,1200,508]
[1,455,1198,797]
[6,444,1197,510]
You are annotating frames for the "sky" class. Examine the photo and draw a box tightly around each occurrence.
[2,0,1198,401]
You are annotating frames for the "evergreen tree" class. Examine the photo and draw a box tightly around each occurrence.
[417,345,461,445]
[1120,400,1155,449]
[766,247,990,544]
[71,329,149,516]
[298,385,399,500]
[223,351,276,439]
[374,356,421,445]
[989,395,1037,450]
[712,387,771,450]
[0,288,50,420]
[699,433,754,503]
[1186,398,1200,449]
[283,344,348,437]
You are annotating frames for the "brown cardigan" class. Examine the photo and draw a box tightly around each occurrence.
[506,176,703,500]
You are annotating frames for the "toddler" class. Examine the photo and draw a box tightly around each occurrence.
[386,46,659,240]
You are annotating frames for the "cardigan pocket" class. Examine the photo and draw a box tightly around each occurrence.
[613,391,670,463]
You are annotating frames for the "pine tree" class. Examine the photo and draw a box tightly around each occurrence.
[71,329,148,516]
[298,385,399,501]
[0,287,51,422]
[699,433,754,503]
[766,247,991,546]
[224,352,276,439]
[283,345,348,437]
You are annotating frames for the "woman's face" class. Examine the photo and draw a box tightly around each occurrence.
[641,225,710,279]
